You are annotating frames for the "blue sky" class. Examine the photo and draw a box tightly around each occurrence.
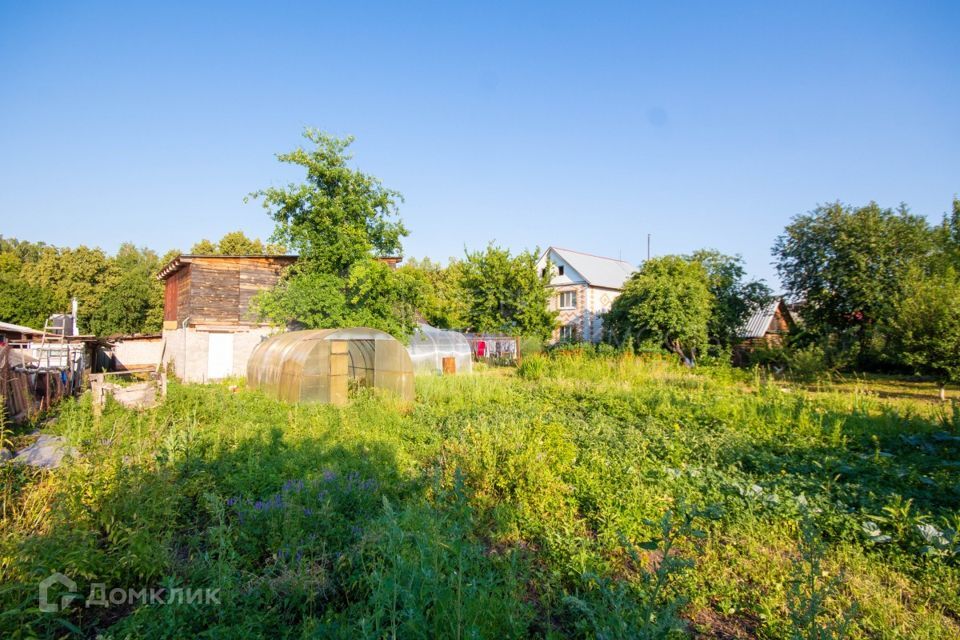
[1,1,958,287]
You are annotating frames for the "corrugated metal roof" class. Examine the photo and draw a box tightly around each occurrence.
[547,247,637,290]
[738,299,782,339]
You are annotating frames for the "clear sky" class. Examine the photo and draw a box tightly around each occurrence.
[1,1,958,287]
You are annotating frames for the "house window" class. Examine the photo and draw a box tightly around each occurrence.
[558,265,565,276]
[559,291,577,309]
[559,324,576,341]
[540,268,546,278]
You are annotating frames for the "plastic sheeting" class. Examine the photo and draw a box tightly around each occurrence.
[407,324,473,375]
[247,328,414,405]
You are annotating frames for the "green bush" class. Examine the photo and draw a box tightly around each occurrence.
[788,344,830,381]
[516,354,548,380]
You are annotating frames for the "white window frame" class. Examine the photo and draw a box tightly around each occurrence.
[559,324,576,341]
[558,291,577,309]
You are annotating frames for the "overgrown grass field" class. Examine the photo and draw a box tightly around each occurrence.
[2,354,959,638]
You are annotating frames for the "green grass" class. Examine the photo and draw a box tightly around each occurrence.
[1,353,958,638]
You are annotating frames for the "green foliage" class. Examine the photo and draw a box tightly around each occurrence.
[561,508,706,639]
[773,202,934,366]
[784,518,858,639]
[688,249,772,349]
[2,355,959,637]
[254,258,421,339]
[892,267,960,387]
[932,197,960,272]
[516,354,548,380]
[397,257,468,329]
[21,245,120,329]
[85,243,165,336]
[459,244,556,339]
[0,236,48,264]
[0,239,168,336]
[250,129,406,277]
[250,130,416,337]
[190,230,284,255]
[748,343,831,381]
[0,272,58,329]
[605,255,712,364]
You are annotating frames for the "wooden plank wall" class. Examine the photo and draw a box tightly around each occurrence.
[163,269,182,322]
[177,265,191,322]
[176,257,288,325]
[239,263,282,322]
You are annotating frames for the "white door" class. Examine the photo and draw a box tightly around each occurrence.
[206,333,234,380]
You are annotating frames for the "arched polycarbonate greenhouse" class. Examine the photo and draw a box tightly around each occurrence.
[406,324,473,375]
[247,328,414,405]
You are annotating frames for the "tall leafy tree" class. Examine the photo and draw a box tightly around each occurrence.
[688,249,772,348]
[933,197,960,272]
[0,274,57,328]
[459,244,555,339]
[251,129,406,276]
[190,230,284,255]
[22,245,121,330]
[773,201,933,365]
[892,267,960,398]
[0,238,172,336]
[86,243,165,336]
[190,238,219,254]
[605,256,712,365]
[0,236,47,264]
[250,130,418,337]
[398,257,467,329]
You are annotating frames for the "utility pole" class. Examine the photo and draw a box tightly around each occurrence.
[647,234,651,261]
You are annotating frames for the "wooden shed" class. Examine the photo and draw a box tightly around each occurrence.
[159,255,297,328]
[0,321,46,345]
[157,254,297,382]
[733,298,795,364]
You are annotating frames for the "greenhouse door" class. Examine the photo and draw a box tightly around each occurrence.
[207,333,234,380]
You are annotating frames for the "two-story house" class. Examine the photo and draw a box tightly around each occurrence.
[536,247,637,343]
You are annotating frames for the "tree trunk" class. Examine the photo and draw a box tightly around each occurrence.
[669,340,694,368]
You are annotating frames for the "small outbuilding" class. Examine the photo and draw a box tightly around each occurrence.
[0,321,45,345]
[158,254,297,382]
[734,298,795,363]
[247,328,414,406]
[407,324,473,375]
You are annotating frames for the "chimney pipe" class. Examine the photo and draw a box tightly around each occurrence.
[71,297,79,335]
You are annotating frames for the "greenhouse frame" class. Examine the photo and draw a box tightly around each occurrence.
[406,324,473,375]
[247,328,414,405]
